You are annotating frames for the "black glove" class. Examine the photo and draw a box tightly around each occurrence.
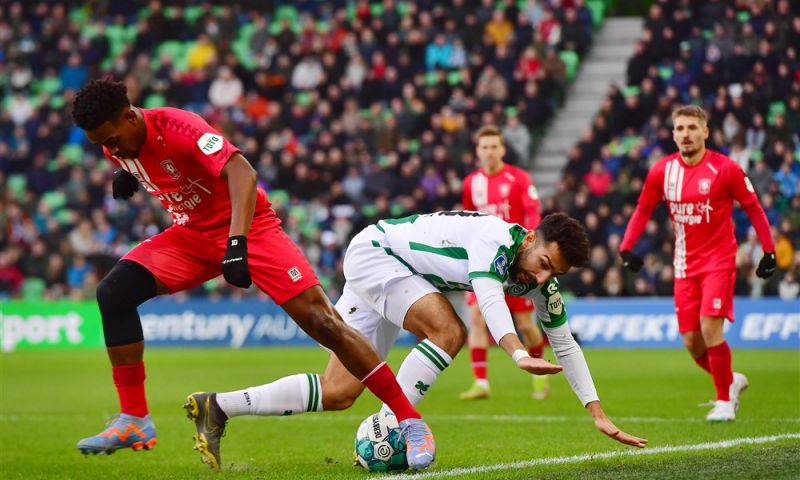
[620,250,644,273]
[222,235,252,288]
[755,252,777,279]
[112,170,140,199]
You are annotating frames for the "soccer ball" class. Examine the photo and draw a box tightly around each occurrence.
[354,410,408,472]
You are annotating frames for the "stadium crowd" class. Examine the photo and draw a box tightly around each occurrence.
[551,0,800,300]
[0,0,797,302]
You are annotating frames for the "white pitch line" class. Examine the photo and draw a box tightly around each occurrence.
[2,414,800,424]
[394,433,800,479]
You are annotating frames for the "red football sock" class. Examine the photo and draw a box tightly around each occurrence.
[707,342,733,401]
[692,352,712,373]
[529,340,545,359]
[470,347,488,381]
[112,362,149,417]
[361,362,421,422]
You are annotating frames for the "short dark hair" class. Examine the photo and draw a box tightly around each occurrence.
[535,213,590,268]
[72,78,130,130]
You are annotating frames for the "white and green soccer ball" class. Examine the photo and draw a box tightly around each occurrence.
[354,410,408,472]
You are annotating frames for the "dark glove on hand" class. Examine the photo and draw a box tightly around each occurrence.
[755,252,777,279]
[112,170,140,199]
[222,235,252,288]
[620,250,644,273]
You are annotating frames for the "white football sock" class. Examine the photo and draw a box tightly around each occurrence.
[394,339,452,407]
[216,373,323,418]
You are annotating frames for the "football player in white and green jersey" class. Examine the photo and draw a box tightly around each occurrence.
[189,213,648,458]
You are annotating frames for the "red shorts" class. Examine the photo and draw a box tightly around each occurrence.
[465,292,534,312]
[673,269,735,333]
[123,214,319,305]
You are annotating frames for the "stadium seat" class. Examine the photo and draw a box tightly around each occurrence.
[586,0,605,28]
[559,50,580,82]
[6,175,27,201]
[143,94,167,108]
[59,144,84,165]
[21,278,46,300]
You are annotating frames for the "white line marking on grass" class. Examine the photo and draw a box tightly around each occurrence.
[394,433,800,479]
[2,414,800,424]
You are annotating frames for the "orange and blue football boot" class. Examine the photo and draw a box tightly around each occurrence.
[77,413,157,455]
[398,418,436,470]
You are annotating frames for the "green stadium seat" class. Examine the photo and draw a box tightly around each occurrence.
[59,144,84,165]
[42,191,67,210]
[586,0,605,27]
[289,205,307,223]
[21,278,46,300]
[767,102,786,125]
[559,50,580,82]
[143,93,167,108]
[6,175,27,200]
[396,2,412,16]
[268,189,290,208]
[68,6,89,27]
[184,5,205,25]
[370,3,385,17]
[39,76,63,95]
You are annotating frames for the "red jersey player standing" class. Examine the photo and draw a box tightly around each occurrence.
[71,79,436,470]
[620,105,777,422]
[459,125,550,400]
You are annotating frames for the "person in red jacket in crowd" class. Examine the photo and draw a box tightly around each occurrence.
[620,105,777,422]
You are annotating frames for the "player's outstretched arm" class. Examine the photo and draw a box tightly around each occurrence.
[586,401,648,448]
[473,277,563,375]
[497,333,563,375]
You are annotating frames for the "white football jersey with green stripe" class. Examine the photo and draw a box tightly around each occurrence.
[373,211,567,329]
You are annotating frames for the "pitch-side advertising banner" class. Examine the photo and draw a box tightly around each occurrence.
[1,298,797,351]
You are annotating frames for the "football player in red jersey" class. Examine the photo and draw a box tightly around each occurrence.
[460,125,550,400]
[71,79,436,470]
[620,105,776,422]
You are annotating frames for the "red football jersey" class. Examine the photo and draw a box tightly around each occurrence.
[104,107,275,231]
[621,150,774,278]
[462,164,541,229]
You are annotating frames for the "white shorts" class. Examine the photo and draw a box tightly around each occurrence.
[336,226,439,358]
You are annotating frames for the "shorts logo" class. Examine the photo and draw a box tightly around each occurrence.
[493,254,508,277]
[160,159,181,179]
[197,132,223,155]
[698,178,711,195]
[288,267,303,282]
[713,298,721,309]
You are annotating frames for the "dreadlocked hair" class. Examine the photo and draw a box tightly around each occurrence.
[535,213,590,268]
[71,78,130,130]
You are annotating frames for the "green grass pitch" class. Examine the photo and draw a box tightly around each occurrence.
[1,347,798,479]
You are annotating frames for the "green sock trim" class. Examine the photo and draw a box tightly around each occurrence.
[416,340,449,371]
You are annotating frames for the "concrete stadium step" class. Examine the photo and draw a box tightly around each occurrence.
[529,17,643,198]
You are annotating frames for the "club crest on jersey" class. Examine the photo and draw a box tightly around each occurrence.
[160,159,181,180]
[493,254,508,278]
[698,178,711,195]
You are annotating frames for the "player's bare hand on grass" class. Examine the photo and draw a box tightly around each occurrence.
[594,417,648,448]
[516,357,563,375]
